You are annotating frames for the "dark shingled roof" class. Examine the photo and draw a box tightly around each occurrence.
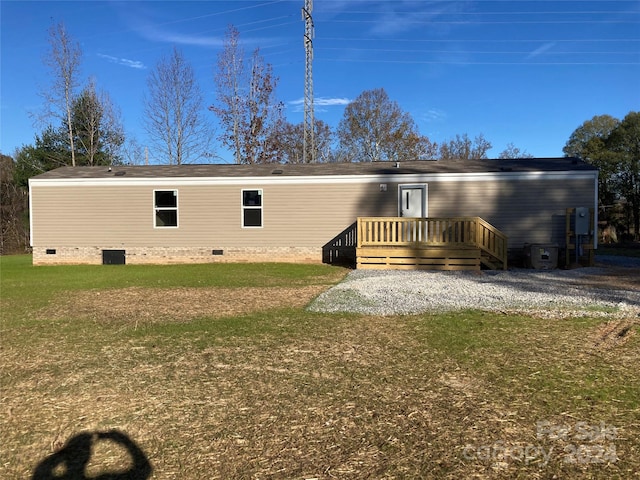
[31,157,596,180]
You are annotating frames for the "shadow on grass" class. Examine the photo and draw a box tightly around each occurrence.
[32,430,151,480]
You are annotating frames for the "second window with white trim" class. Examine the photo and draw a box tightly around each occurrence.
[242,189,263,227]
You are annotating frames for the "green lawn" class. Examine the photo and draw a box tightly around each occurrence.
[1,255,638,479]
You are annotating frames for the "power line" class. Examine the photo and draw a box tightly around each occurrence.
[322,37,640,43]
[330,19,639,25]
[317,57,640,66]
[413,0,639,2]
[318,47,636,55]
[327,11,640,16]
[138,0,288,29]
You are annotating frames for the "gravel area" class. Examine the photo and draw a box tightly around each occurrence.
[309,262,640,318]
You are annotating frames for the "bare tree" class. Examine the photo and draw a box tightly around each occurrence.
[73,78,125,166]
[120,138,146,165]
[313,120,335,163]
[498,142,534,159]
[439,133,492,160]
[144,46,210,165]
[337,88,431,162]
[268,119,333,163]
[211,25,283,164]
[211,25,245,164]
[243,49,283,164]
[36,22,82,166]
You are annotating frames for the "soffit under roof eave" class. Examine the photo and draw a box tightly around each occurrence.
[28,170,598,187]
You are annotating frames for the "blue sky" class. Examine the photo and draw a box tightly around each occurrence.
[1,0,639,163]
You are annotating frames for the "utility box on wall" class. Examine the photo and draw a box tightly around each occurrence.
[565,207,596,268]
[575,207,590,235]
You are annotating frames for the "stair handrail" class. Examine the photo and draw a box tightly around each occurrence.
[356,216,507,269]
[474,217,508,269]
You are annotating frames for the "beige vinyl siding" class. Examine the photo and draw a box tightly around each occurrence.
[257,182,395,247]
[31,185,151,246]
[423,177,595,247]
[30,182,395,248]
[211,182,395,247]
[30,175,594,251]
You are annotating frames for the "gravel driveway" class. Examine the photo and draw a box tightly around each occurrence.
[309,257,640,318]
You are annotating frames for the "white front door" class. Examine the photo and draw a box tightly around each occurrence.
[399,185,427,218]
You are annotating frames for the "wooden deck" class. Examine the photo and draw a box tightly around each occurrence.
[356,217,508,271]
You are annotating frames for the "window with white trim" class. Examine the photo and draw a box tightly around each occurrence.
[242,189,262,227]
[154,190,178,227]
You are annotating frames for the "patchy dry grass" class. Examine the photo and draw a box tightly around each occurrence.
[38,285,329,325]
[1,256,639,479]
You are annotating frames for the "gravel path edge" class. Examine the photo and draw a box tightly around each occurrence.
[309,258,640,318]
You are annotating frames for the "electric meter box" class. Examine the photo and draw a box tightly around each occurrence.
[575,207,590,235]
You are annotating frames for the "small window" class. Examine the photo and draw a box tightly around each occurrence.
[154,190,178,228]
[242,189,262,228]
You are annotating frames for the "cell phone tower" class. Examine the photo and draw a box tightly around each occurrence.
[302,0,315,163]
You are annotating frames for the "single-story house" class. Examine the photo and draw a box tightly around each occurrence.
[28,158,598,267]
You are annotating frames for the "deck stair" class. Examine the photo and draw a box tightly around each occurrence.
[356,217,507,271]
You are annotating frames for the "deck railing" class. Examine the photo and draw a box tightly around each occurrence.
[357,217,508,269]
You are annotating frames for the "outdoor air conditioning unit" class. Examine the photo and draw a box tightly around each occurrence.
[524,243,558,270]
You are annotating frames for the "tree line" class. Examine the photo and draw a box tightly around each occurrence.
[563,112,640,241]
[9,22,532,178]
[1,23,638,252]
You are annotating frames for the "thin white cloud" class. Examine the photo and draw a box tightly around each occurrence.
[423,108,447,122]
[143,29,225,48]
[119,1,285,50]
[316,97,351,106]
[112,1,227,49]
[289,97,351,107]
[288,97,351,113]
[527,42,556,60]
[98,54,146,70]
[366,1,463,36]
